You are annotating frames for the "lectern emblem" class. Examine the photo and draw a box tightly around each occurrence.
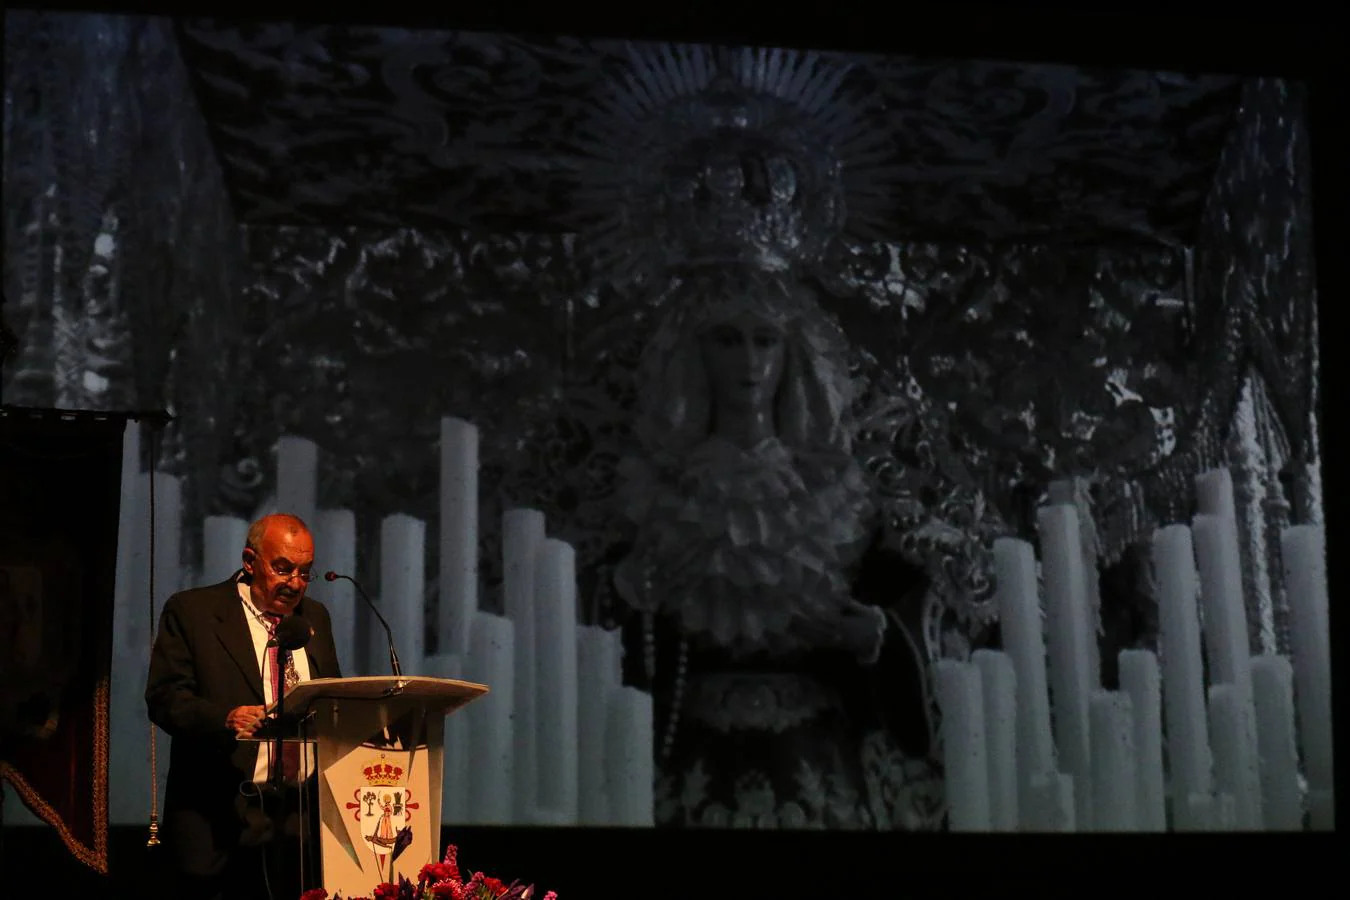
[344,752,419,876]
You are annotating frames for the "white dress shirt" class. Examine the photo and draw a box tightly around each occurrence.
[236,579,315,783]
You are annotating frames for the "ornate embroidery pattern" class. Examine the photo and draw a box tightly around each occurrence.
[683,672,837,734]
[655,731,944,831]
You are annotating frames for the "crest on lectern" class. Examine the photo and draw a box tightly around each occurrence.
[354,754,418,854]
[329,748,422,883]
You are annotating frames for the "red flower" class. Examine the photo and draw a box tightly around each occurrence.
[299,891,329,900]
[420,861,461,885]
[430,881,464,900]
[481,876,508,897]
[372,884,401,900]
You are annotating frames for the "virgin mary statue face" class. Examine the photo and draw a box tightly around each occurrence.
[698,311,787,417]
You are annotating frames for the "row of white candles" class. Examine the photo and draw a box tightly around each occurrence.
[939,468,1333,831]
[436,504,654,827]
[435,418,653,826]
[60,423,1334,834]
[96,418,654,828]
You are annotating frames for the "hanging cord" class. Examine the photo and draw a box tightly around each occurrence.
[146,422,161,848]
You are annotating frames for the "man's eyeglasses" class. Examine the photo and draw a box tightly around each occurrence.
[268,561,317,583]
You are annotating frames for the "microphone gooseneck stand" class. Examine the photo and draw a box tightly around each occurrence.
[259,634,281,900]
[267,615,314,797]
[323,571,403,677]
[262,614,313,900]
[270,636,287,799]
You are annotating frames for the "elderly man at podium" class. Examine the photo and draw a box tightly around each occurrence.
[146,513,343,900]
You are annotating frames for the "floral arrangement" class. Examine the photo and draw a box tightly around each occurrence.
[299,843,556,900]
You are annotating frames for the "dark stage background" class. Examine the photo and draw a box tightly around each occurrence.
[1,0,1343,895]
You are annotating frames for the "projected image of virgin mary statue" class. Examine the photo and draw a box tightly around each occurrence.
[573,45,946,830]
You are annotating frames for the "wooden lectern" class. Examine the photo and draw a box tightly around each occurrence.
[253,675,487,897]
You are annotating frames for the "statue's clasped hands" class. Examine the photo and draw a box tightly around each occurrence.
[795,602,887,664]
[837,602,888,665]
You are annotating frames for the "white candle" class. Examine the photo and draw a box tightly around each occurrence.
[1192,511,1262,820]
[602,627,624,685]
[1117,650,1166,831]
[108,648,151,825]
[1307,790,1334,831]
[1152,525,1213,830]
[1207,684,1262,830]
[1026,772,1076,832]
[422,652,469,824]
[466,612,514,824]
[117,474,151,650]
[113,421,141,642]
[377,514,426,674]
[578,625,619,824]
[1249,654,1302,830]
[203,515,248,583]
[1185,793,1215,831]
[1089,690,1138,831]
[993,537,1056,819]
[438,417,479,659]
[502,508,546,821]
[314,509,358,674]
[605,686,654,826]
[1192,512,1255,694]
[151,471,183,617]
[275,436,318,530]
[972,649,1018,831]
[936,660,990,831]
[1189,477,1247,657]
[526,808,573,826]
[1048,479,1102,685]
[1281,524,1333,825]
[1213,793,1237,831]
[1037,504,1094,828]
[1195,468,1237,520]
[534,538,579,822]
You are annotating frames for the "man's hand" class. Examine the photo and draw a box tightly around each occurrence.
[226,704,266,739]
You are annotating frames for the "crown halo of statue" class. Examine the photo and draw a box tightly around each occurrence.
[572,42,896,290]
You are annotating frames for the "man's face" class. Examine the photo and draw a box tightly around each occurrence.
[243,524,315,616]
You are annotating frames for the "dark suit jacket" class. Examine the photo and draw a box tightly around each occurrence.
[145,576,341,874]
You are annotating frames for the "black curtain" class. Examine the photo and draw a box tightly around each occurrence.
[0,408,124,874]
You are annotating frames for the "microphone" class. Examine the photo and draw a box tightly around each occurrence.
[271,615,313,652]
[324,571,402,677]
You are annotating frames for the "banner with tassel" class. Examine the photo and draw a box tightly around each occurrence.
[0,407,129,873]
